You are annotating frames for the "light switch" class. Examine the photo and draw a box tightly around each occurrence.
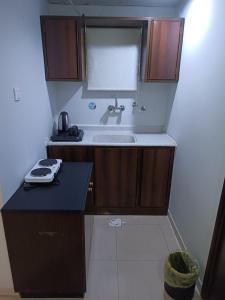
[13,88,21,102]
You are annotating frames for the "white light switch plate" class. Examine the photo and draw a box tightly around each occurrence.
[13,88,21,102]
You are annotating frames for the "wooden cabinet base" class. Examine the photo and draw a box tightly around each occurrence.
[2,212,91,297]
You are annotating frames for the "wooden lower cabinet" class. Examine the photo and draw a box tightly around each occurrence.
[47,145,175,214]
[140,148,174,212]
[2,212,92,298]
[94,148,139,210]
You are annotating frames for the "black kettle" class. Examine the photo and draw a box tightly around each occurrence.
[58,111,69,133]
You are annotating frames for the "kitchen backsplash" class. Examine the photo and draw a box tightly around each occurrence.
[47,81,177,133]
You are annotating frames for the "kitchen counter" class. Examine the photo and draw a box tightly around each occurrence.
[48,126,177,147]
[2,162,93,212]
[2,162,93,298]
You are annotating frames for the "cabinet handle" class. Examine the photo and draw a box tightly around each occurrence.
[38,231,64,237]
[88,187,93,192]
[89,182,94,186]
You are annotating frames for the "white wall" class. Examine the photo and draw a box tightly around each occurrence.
[0,0,53,292]
[0,0,53,203]
[48,4,176,17]
[168,0,225,281]
[48,4,177,132]
[49,82,176,132]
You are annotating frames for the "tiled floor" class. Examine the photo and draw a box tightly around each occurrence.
[86,215,201,300]
[1,215,201,300]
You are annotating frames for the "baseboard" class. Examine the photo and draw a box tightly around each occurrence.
[168,210,187,251]
[168,210,202,297]
[0,288,18,297]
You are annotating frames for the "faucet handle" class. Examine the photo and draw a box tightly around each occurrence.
[119,105,125,112]
[108,105,115,112]
[140,106,146,112]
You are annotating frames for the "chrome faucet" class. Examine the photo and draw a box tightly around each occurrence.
[108,97,125,113]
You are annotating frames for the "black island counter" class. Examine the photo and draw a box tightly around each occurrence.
[1,162,93,298]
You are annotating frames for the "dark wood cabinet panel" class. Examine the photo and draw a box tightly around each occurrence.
[2,212,86,297]
[47,145,90,162]
[41,16,84,81]
[144,19,184,81]
[47,145,175,214]
[40,16,184,82]
[140,148,174,209]
[94,148,139,209]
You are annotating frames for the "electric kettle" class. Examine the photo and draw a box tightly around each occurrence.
[58,111,69,133]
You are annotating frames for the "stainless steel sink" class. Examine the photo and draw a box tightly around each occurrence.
[92,134,136,144]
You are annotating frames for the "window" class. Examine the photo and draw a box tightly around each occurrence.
[86,27,141,91]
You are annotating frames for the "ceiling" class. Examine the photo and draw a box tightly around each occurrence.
[48,0,181,7]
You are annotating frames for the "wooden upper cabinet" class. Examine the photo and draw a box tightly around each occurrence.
[41,16,85,81]
[143,19,184,82]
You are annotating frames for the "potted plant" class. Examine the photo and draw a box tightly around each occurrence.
[164,251,200,300]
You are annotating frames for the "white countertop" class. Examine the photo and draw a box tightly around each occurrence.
[47,126,177,147]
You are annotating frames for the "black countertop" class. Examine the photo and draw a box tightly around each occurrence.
[1,162,92,213]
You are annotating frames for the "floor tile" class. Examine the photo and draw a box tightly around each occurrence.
[118,260,165,300]
[91,224,117,260]
[86,260,118,300]
[117,224,168,260]
[94,215,169,226]
[94,215,111,226]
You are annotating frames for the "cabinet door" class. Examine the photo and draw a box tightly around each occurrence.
[146,19,184,81]
[94,148,138,209]
[2,212,85,296]
[140,148,174,209]
[41,17,82,81]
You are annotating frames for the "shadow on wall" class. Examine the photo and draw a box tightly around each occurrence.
[47,81,177,133]
[46,82,82,133]
[47,82,83,114]
[82,81,137,99]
